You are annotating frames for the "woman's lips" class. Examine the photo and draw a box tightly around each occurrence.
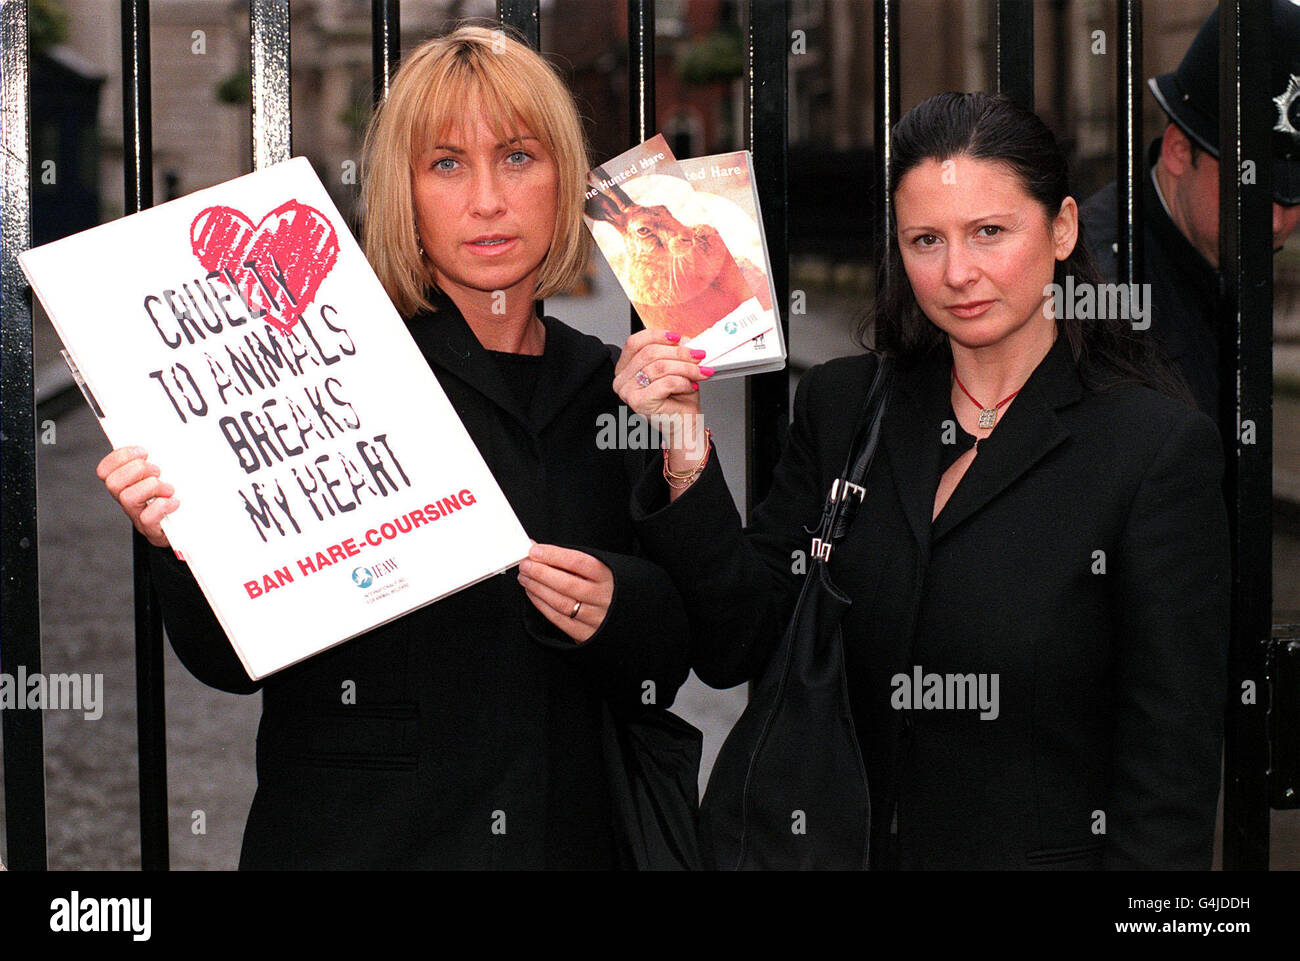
[465,236,519,256]
[948,299,994,318]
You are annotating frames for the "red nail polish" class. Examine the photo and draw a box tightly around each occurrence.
[665,332,681,343]
[689,349,707,360]
[699,366,715,377]
[691,382,699,392]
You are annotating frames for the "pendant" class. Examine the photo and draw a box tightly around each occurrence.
[978,408,997,429]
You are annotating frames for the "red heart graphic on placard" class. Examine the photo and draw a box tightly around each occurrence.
[190,200,339,335]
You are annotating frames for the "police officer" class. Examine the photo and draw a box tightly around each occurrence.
[1080,1,1300,419]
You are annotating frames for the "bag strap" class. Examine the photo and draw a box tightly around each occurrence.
[810,354,893,561]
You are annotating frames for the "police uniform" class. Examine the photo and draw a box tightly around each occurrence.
[1080,0,1300,421]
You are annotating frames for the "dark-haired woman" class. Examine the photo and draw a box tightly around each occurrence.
[616,91,1229,870]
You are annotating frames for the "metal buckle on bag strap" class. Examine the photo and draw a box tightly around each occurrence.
[811,479,868,561]
[832,478,867,504]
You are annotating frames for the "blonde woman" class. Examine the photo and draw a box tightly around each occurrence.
[96,25,693,869]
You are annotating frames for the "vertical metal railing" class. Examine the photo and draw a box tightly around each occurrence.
[873,0,900,309]
[627,0,655,147]
[0,0,46,872]
[1115,0,1144,296]
[121,0,169,873]
[626,0,654,341]
[992,0,1034,110]
[1218,0,1274,872]
[251,0,292,172]
[745,0,789,509]
[498,0,541,50]
[372,0,400,108]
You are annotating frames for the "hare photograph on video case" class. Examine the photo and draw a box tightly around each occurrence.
[676,151,775,315]
[583,135,766,351]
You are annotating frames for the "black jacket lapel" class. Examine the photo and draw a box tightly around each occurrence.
[930,333,1081,543]
[404,289,612,435]
[406,291,528,427]
[882,342,952,550]
[530,316,613,434]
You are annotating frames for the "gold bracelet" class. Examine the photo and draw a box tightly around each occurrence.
[663,429,712,489]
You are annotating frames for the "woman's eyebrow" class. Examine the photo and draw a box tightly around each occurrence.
[428,136,540,152]
[898,212,1019,231]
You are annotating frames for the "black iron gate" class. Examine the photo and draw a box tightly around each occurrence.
[0,0,1286,871]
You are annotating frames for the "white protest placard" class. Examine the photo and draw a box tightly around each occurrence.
[21,157,531,680]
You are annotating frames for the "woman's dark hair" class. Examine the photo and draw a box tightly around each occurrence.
[861,91,1191,404]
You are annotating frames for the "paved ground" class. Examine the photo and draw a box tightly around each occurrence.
[3,257,1299,869]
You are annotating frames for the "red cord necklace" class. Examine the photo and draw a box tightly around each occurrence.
[952,369,1020,430]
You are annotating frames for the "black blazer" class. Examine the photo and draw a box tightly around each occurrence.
[633,333,1229,869]
[150,294,691,869]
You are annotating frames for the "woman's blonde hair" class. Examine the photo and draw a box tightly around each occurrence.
[360,23,591,318]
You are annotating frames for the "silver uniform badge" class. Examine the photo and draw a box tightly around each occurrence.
[1274,73,1300,137]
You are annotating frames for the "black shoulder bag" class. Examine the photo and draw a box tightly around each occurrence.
[700,355,894,870]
